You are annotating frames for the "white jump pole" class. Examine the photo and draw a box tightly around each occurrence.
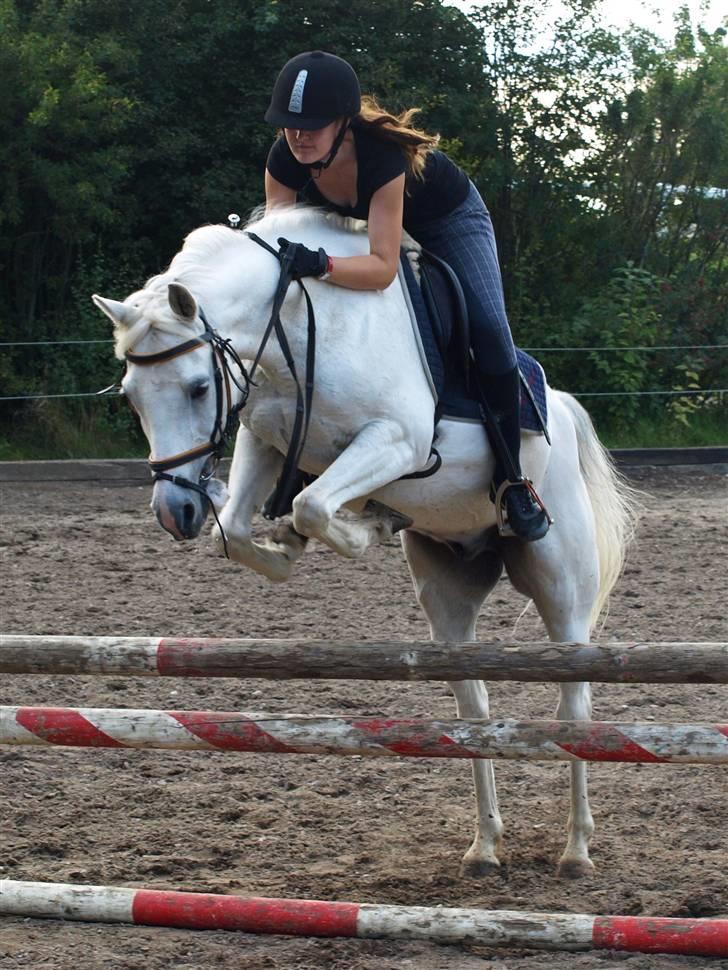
[2,634,728,683]
[1,880,728,956]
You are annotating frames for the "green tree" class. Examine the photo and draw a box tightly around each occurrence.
[590,13,728,276]
[1,0,490,454]
[0,0,135,332]
[583,11,728,400]
[1,0,490,335]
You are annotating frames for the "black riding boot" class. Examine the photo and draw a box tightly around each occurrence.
[478,366,550,542]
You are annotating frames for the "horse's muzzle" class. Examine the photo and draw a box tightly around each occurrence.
[151,478,209,540]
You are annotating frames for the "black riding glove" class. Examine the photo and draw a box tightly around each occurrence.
[277,237,329,279]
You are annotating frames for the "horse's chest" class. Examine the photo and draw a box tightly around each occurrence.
[243,394,354,471]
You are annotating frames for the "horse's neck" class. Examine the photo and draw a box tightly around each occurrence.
[202,235,308,372]
[184,253,270,357]
[189,219,372,383]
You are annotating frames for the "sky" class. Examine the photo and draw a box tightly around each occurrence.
[597,0,724,38]
[447,0,726,41]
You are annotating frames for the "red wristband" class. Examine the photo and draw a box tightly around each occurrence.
[319,255,334,280]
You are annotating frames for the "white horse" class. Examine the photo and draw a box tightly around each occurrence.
[93,206,637,879]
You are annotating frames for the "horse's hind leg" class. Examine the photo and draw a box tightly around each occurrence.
[402,530,505,876]
[502,483,599,879]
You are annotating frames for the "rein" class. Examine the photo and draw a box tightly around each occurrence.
[244,231,317,519]
[244,233,442,488]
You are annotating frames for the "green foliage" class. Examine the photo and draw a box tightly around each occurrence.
[1,0,726,454]
[598,405,728,448]
[542,260,727,438]
[576,264,662,416]
[534,264,664,427]
[667,364,726,427]
[0,396,145,460]
[586,14,728,283]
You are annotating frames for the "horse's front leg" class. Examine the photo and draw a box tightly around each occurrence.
[213,425,307,581]
[292,419,427,557]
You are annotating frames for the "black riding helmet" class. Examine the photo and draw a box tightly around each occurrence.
[265,50,361,130]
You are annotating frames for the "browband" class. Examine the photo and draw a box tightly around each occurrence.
[125,333,211,366]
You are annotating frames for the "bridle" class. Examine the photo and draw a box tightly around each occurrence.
[124,308,251,556]
[122,235,318,555]
[126,308,250,478]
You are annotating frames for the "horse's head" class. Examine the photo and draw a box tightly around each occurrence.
[93,282,233,541]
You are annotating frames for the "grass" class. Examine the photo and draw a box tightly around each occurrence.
[597,409,727,449]
[0,433,147,461]
[0,400,147,461]
[1,402,725,461]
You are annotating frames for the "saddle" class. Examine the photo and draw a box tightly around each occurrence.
[398,249,549,435]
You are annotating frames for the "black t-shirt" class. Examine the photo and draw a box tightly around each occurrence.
[265,120,470,234]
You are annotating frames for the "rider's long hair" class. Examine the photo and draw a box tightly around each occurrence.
[355,96,439,180]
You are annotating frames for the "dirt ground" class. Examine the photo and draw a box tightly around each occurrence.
[0,464,727,970]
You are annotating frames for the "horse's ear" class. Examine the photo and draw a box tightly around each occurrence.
[168,282,198,322]
[92,295,132,328]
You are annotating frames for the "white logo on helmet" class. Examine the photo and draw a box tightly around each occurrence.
[288,69,308,114]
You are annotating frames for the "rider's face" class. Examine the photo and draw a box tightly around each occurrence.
[284,120,341,165]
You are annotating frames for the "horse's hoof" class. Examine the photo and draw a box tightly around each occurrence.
[557,857,595,880]
[211,526,227,556]
[364,500,413,535]
[256,545,297,582]
[459,856,503,879]
[270,525,308,562]
[389,510,414,534]
[262,562,293,583]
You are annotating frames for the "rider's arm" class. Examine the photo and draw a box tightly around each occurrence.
[265,170,298,211]
[325,174,405,291]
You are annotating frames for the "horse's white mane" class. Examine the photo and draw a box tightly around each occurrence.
[244,204,368,239]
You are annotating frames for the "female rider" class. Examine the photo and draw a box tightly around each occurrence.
[264,50,548,541]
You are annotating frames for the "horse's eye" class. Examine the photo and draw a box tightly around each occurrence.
[190,381,209,400]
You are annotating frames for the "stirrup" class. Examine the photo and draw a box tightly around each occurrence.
[492,478,553,538]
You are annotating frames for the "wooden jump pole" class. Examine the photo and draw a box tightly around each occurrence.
[2,635,728,683]
[3,706,728,764]
[1,879,727,956]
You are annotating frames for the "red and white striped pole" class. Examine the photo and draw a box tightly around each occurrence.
[1,880,727,956]
[2,705,728,764]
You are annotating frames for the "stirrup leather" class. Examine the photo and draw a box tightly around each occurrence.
[493,478,553,537]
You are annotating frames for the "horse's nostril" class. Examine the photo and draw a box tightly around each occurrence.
[182,502,196,528]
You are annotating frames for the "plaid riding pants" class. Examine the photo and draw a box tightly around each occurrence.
[412,181,517,376]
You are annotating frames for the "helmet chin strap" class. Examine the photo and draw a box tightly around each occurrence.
[310,119,350,175]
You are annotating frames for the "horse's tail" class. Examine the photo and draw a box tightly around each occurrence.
[556,391,641,627]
